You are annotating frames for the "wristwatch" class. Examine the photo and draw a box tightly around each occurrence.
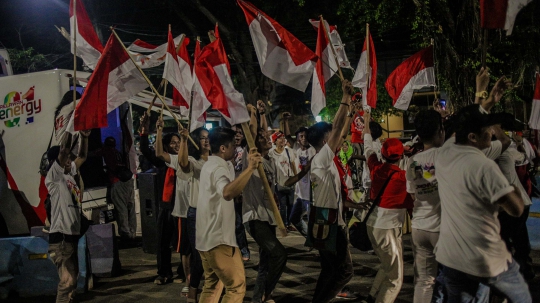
[475,91,488,98]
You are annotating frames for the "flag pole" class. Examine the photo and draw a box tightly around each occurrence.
[365,23,370,92]
[481,29,488,68]
[110,27,199,150]
[207,28,287,235]
[187,36,200,132]
[319,15,344,81]
[146,79,166,115]
[72,0,77,111]
[431,38,438,100]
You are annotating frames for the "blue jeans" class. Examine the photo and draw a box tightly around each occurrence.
[277,188,294,226]
[443,259,531,303]
[289,198,310,237]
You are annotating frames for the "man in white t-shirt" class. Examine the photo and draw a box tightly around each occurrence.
[435,104,531,302]
[307,80,356,303]
[196,127,262,303]
[46,130,90,303]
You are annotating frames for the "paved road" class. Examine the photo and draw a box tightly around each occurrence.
[8,231,540,303]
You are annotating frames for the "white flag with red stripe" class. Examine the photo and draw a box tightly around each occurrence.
[528,73,540,129]
[480,0,532,35]
[163,30,191,116]
[190,26,250,132]
[127,35,185,69]
[386,46,435,110]
[73,33,149,130]
[311,20,338,117]
[352,32,378,108]
[70,0,103,70]
[238,0,316,92]
[308,19,351,70]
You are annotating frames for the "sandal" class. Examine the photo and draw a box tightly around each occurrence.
[182,286,189,296]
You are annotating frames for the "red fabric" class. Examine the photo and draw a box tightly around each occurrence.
[194,25,231,118]
[314,19,330,97]
[367,154,413,209]
[69,0,104,53]
[350,111,365,144]
[237,0,317,66]
[333,156,351,200]
[385,46,434,106]
[131,39,158,50]
[162,168,176,203]
[74,34,131,130]
[535,73,540,100]
[480,0,508,29]
[362,33,378,108]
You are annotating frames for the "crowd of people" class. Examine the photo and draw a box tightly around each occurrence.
[44,68,537,303]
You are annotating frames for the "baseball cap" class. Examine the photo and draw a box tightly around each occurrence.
[271,131,285,143]
[454,104,500,139]
[381,138,404,161]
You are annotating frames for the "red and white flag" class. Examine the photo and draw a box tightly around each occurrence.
[480,0,532,35]
[163,30,191,116]
[191,26,250,132]
[386,46,435,110]
[528,73,540,129]
[238,0,316,92]
[352,32,377,108]
[127,35,185,69]
[311,20,338,117]
[70,0,103,70]
[309,19,351,70]
[73,33,149,130]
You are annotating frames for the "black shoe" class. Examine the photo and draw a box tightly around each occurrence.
[154,275,172,285]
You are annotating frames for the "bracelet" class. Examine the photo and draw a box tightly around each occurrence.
[341,102,350,106]
[475,91,488,98]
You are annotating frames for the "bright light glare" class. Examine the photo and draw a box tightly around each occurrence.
[205,123,213,130]
[315,116,322,122]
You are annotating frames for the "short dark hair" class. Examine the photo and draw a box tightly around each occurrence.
[370,122,383,140]
[162,133,180,154]
[306,122,333,149]
[188,127,209,160]
[295,126,308,137]
[209,127,236,154]
[454,104,498,144]
[414,110,442,142]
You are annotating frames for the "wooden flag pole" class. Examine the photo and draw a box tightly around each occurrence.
[187,36,200,132]
[110,27,199,150]
[319,15,344,81]
[240,122,287,235]
[481,29,488,68]
[145,79,166,115]
[431,38,438,99]
[72,0,77,110]
[365,23,370,91]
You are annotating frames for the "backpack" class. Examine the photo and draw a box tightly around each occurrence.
[39,130,54,176]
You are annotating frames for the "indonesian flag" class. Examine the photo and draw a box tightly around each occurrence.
[191,26,250,131]
[352,32,377,108]
[480,0,532,35]
[528,73,540,130]
[238,0,317,92]
[386,46,435,110]
[73,33,149,130]
[127,35,185,69]
[190,39,206,132]
[70,0,103,70]
[163,31,191,116]
[308,19,351,70]
[311,20,338,117]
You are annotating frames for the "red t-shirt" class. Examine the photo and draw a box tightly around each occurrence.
[367,154,413,209]
[350,111,365,144]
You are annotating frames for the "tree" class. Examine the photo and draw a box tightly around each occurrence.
[7,47,52,74]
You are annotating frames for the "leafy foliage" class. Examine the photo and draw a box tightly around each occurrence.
[7,47,52,74]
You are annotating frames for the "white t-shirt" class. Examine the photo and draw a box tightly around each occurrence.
[434,139,514,277]
[269,147,296,187]
[295,146,316,200]
[311,144,345,227]
[196,156,237,251]
[406,148,441,232]
[362,135,382,189]
[166,155,194,217]
[45,161,82,235]
[174,156,206,209]
[496,149,532,206]
[241,147,277,225]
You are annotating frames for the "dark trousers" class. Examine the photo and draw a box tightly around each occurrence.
[498,205,534,277]
[187,207,204,288]
[312,226,354,303]
[156,207,182,278]
[234,200,250,258]
[248,220,287,303]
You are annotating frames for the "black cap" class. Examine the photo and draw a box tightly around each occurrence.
[454,104,500,139]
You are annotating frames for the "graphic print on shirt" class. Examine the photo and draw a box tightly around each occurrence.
[410,160,437,196]
[352,114,364,133]
[66,179,81,209]
[298,153,310,185]
[234,146,244,173]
